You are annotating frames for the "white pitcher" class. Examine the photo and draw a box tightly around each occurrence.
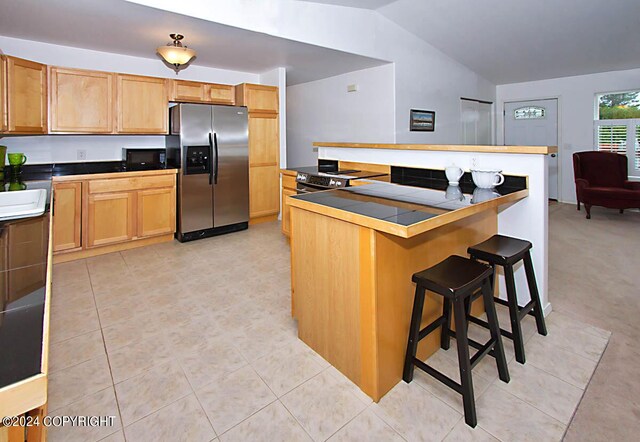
[471,169,505,189]
[445,165,464,185]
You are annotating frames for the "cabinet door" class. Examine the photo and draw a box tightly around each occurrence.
[53,182,82,252]
[0,57,6,132]
[205,83,234,105]
[5,56,47,133]
[116,74,168,134]
[137,187,176,238]
[86,191,135,247]
[171,80,206,102]
[236,84,278,113]
[281,187,296,236]
[50,67,114,133]
[249,165,280,218]
[248,114,279,166]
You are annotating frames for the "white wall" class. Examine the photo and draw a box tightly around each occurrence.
[260,67,287,168]
[496,67,640,203]
[0,35,261,163]
[286,64,396,167]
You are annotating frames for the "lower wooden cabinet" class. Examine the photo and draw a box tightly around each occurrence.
[249,165,280,219]
[137,187,176,237]
[52,171,177,261]
[86,191,135,248]
[281,187,296,236]
[52,182,82,252]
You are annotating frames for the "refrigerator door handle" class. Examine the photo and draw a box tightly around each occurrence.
[208,132,214,185]
[213,132,219,185]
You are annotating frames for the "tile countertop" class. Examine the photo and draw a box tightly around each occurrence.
[288,174,529,238]
[0,178,52,390]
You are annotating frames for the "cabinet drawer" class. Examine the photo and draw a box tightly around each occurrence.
[282,174,296,191]
[88,174,175,194]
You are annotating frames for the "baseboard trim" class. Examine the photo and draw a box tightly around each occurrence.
[53,234,174,263]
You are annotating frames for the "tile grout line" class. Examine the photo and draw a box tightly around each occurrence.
[561,336,612,440]
[85,256,128,440]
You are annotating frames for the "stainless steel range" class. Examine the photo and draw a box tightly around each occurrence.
[295,169,387,194]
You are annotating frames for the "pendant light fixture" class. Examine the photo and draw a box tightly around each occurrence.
[157,34,196,74]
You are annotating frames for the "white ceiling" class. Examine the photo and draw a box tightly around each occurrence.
[378,0,640,84]
[295,0,397,9]
[0,0,387,85]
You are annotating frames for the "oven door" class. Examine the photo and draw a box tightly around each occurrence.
[296,182,328,194]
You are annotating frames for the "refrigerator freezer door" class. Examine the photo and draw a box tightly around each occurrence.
[178,173,214,233]
[212,106,250,227]
[178,104,214,172]
[176,104,215,233]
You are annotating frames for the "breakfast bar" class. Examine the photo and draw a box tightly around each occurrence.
[287,143,554,401]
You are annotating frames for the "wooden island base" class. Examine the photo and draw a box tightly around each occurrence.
[290,206,496,401]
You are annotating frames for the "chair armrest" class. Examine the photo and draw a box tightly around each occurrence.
[624,180,640,190]
[575,178,590,190]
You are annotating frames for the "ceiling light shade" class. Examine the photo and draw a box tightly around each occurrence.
[157,34,196,74]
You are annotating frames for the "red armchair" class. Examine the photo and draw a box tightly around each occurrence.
[573,151,640,219]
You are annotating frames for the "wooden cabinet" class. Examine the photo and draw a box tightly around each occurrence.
[49,67,113,133]
[205,83,234,104]
[249,165,280,219]
[2,56,47,134]
[86,191,135,248]
[52,182,82,252]
[235,83,278,114]
[116,74,168,134]
[171,80,234,105]
[236,84,281,221]
[248,114,279,166]
[0,58,6,132]
[52,171,177,262]
[281,174,296,236]
[137,187,176,237]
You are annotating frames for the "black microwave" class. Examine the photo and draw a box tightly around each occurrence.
[123,148,166,170]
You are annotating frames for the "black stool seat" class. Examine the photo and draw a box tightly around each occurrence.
[467,234,547,365]
[412,255,493,297]
[467,234,532,265]
[403,255,509,428]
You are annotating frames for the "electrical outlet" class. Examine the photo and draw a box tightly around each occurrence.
[347,84,358,92]
[77,150,87,160]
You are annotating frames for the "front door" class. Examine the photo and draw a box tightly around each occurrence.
[504,99,559,200]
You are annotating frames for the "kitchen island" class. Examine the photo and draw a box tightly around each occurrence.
[288,176,528,401]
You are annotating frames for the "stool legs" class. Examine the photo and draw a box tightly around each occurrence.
[504,264,526,364]
[403,285,426,383]
[441,298,452,350]
[453,298,476,427]
[523,252,548,336]
[481,279,510,383]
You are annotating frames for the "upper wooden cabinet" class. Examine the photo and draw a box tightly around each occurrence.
[170,80,234,105]
[49,67,114,133]
[116,74,168,134]
[0,58,6,132]
[235,84,278,114]
[2,56,47,134]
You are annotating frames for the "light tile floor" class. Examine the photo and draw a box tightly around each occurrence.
[48,222,610,442]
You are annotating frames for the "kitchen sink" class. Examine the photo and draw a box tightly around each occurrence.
[0,189,47,221]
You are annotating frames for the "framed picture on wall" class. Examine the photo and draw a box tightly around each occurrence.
[409,109,435,131]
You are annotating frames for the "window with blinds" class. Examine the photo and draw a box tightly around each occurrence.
[597,125,627,154]
[594,90,640,176]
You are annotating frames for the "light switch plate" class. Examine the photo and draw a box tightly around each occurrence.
[347,84,358,92]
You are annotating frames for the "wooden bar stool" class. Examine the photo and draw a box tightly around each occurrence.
[403,255,510,428]
[467,234,548,364]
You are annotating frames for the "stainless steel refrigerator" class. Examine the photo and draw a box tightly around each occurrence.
[167,104,249,242]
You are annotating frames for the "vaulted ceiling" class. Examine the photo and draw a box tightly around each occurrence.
[1,0,639,85]
[377,0,640,84]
